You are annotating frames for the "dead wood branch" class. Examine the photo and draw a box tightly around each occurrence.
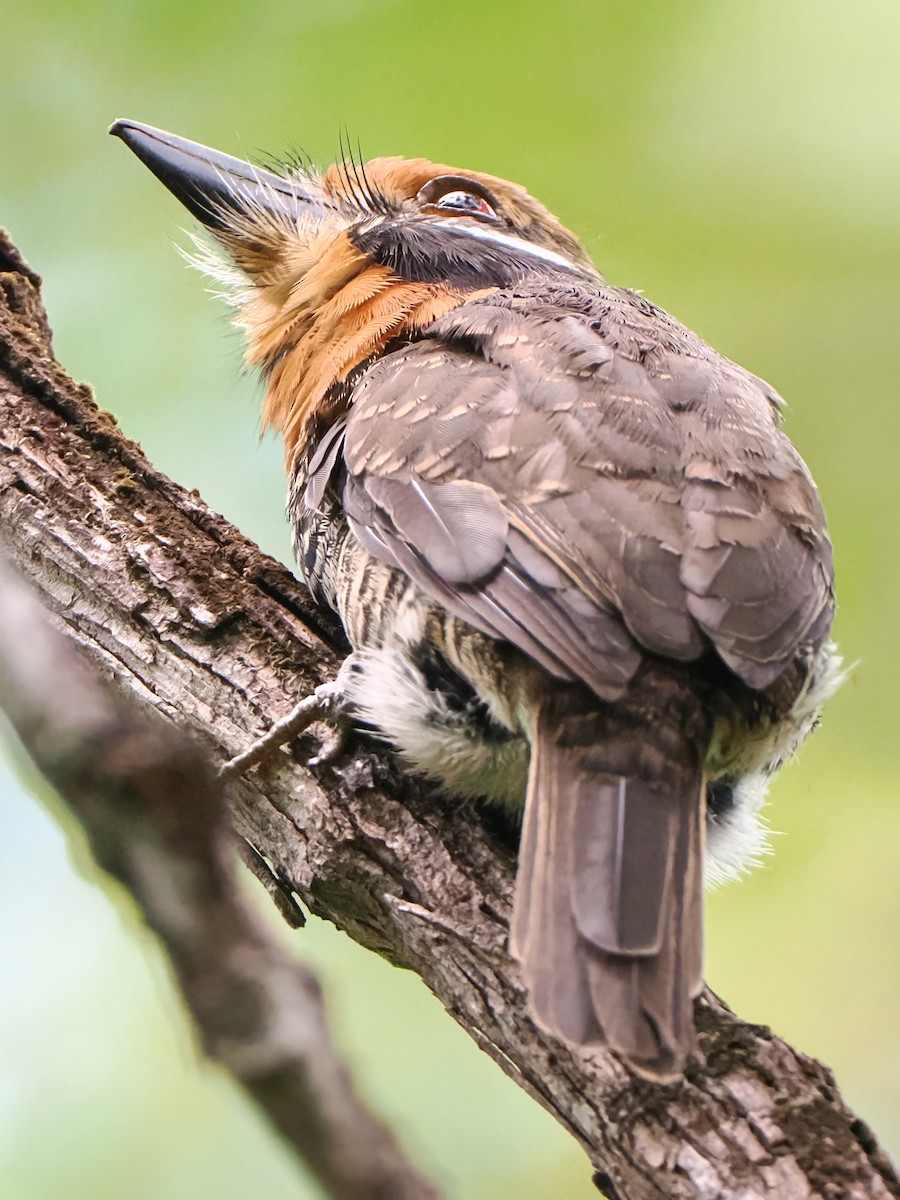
[0,549,439,1200]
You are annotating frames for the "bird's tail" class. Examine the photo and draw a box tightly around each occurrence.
[510,689,705,1079]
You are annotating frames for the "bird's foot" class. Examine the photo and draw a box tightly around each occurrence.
[220,674,351,780]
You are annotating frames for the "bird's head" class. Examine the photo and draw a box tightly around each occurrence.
[111,120,597,461]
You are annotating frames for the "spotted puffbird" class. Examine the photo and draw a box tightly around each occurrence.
[110,119,839,1079]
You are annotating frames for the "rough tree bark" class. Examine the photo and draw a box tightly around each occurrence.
[1,229,897,1200]
[0,553,439,1200]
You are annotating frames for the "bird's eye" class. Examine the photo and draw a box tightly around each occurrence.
[416,175,499,221]
[435,190,496,218]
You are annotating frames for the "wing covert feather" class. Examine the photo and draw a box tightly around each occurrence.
[328,281,834,691]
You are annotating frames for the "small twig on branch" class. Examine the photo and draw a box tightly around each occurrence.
[0,552,440,1200]
[1,226,898,1199]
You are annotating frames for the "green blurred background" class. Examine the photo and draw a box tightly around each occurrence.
[1,1,898,1196]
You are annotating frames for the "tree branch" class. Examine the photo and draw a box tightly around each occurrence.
[1,228,896,1200]
[0,552,439,1200]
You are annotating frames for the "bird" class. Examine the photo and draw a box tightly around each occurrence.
[110,118,839,1079]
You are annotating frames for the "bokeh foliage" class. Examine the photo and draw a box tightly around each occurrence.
[1,1,897,1196]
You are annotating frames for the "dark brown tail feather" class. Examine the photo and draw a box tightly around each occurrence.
[510,704,704,1079]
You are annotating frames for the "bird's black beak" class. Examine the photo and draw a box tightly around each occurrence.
[109,119,328,230]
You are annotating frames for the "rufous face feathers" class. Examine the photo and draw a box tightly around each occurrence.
[110,120,597,462]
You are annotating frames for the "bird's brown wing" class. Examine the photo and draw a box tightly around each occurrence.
[333,282,834,697]
[326,280,834,1073]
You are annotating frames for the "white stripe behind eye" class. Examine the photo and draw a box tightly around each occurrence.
[438,219,583,272]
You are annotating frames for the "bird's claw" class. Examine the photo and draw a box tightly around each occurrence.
[307,718,350,767]
[219,678,349,779]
